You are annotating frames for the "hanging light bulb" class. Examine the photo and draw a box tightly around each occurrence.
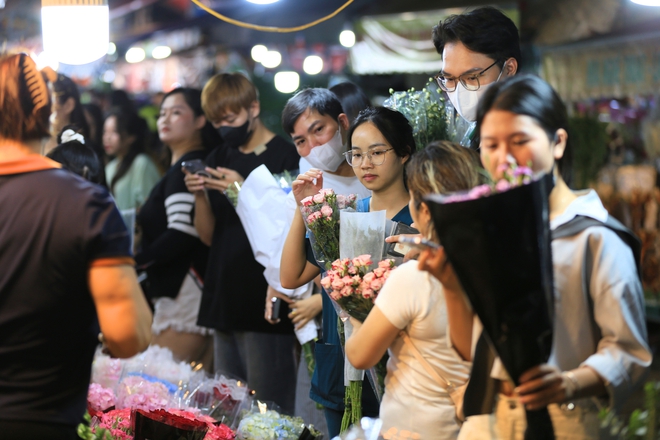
[339,30,355,48]
[261,50,282,68]
[274,71,300,94]
[630,0,660,5]
[41,0,109,65]
[303,55,323,75]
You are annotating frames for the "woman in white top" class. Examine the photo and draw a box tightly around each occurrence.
[419,75,651,440]
[346,141,486,440]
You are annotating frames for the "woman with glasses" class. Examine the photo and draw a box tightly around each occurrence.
[346,141,486,439]
[346,107,414,223]
[432,6,520,148]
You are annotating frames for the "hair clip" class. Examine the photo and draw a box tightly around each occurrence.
[19,53,51,115]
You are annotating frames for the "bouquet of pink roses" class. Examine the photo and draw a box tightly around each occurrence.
[300,189,357,270]
[321,254,396,323]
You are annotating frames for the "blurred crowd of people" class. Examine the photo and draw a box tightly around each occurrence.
[0,6,653,440]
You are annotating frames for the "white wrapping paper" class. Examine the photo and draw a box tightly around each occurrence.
[236,165,317,344]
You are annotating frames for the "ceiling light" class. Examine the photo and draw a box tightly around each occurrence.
[339,30,356,48]
[152,46,172,60]
[41,0,109,65]
[303,55,323,75]
[274,71,300,94]
[251,44,268,62]
[35,51,59,71]
[261,50,282,68]
[125,47,146,63]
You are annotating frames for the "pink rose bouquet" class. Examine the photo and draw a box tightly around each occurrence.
[87,383,116,415]
[321,254,396,322]
[116,375,172,411]
[300,188,357,270]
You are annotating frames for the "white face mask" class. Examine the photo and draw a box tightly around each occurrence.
[304,129,345,172]
[446,66,505,123]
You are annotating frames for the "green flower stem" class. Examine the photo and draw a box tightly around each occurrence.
[340,380,363,433]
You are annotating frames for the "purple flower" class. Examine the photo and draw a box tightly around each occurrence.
[495,179,511,192]
[468,184,492,199]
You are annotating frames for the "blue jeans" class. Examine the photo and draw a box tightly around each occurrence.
[213,330,297,415]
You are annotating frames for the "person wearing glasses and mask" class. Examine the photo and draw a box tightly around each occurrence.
[183,73,300,414]
[432,6,520,149]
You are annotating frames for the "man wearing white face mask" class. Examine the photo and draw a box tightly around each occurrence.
[282,88,370,199]
[279,88,374,437]
[431,6,520,149]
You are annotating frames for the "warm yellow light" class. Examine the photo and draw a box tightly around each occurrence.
[274,71,299,93]
[125,47,146,63]
[261,50,282,68]
[41,1,109,65]
[339,30,355,48]
[152,46,172,60]
[251,44,268,62]
[303,55,323,75]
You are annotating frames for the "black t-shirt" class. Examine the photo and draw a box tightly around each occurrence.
[136,150,209,299]
[197,135,299,333]
[0,154,132,427]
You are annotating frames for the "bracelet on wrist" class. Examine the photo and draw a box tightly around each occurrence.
[563,370,580,400]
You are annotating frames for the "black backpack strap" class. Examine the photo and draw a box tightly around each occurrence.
[551,215,641,278]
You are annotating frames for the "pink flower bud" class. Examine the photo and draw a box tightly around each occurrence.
[301,196,313,206]
[313,193,325,204]
[331,278,345,290]
[370,278,384,291]
[321,205,333,218]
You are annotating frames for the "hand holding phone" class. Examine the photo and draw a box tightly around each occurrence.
[395,235,441,251]
[181,159,211,177]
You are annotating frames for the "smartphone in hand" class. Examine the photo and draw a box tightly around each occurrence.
[395,236,441,251]
[270,297,282,321]
[181,159,210,177]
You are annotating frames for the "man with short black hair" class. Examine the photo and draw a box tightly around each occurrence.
[279,88,372,437]
[431,6,520,148]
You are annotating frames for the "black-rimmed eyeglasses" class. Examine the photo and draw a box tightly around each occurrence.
[433,59,502,92]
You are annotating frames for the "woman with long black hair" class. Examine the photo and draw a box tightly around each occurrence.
[103,108,160,211]
[135,87,220,365]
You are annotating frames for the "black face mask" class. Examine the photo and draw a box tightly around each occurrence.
[218,119,253,149]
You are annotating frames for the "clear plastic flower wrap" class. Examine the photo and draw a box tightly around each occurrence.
[383,81,449,149]
[235,401,322,440]
[184,371,252,429]
[331,417,382,440]
[91,346,122,390]
[300,188,358,270]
